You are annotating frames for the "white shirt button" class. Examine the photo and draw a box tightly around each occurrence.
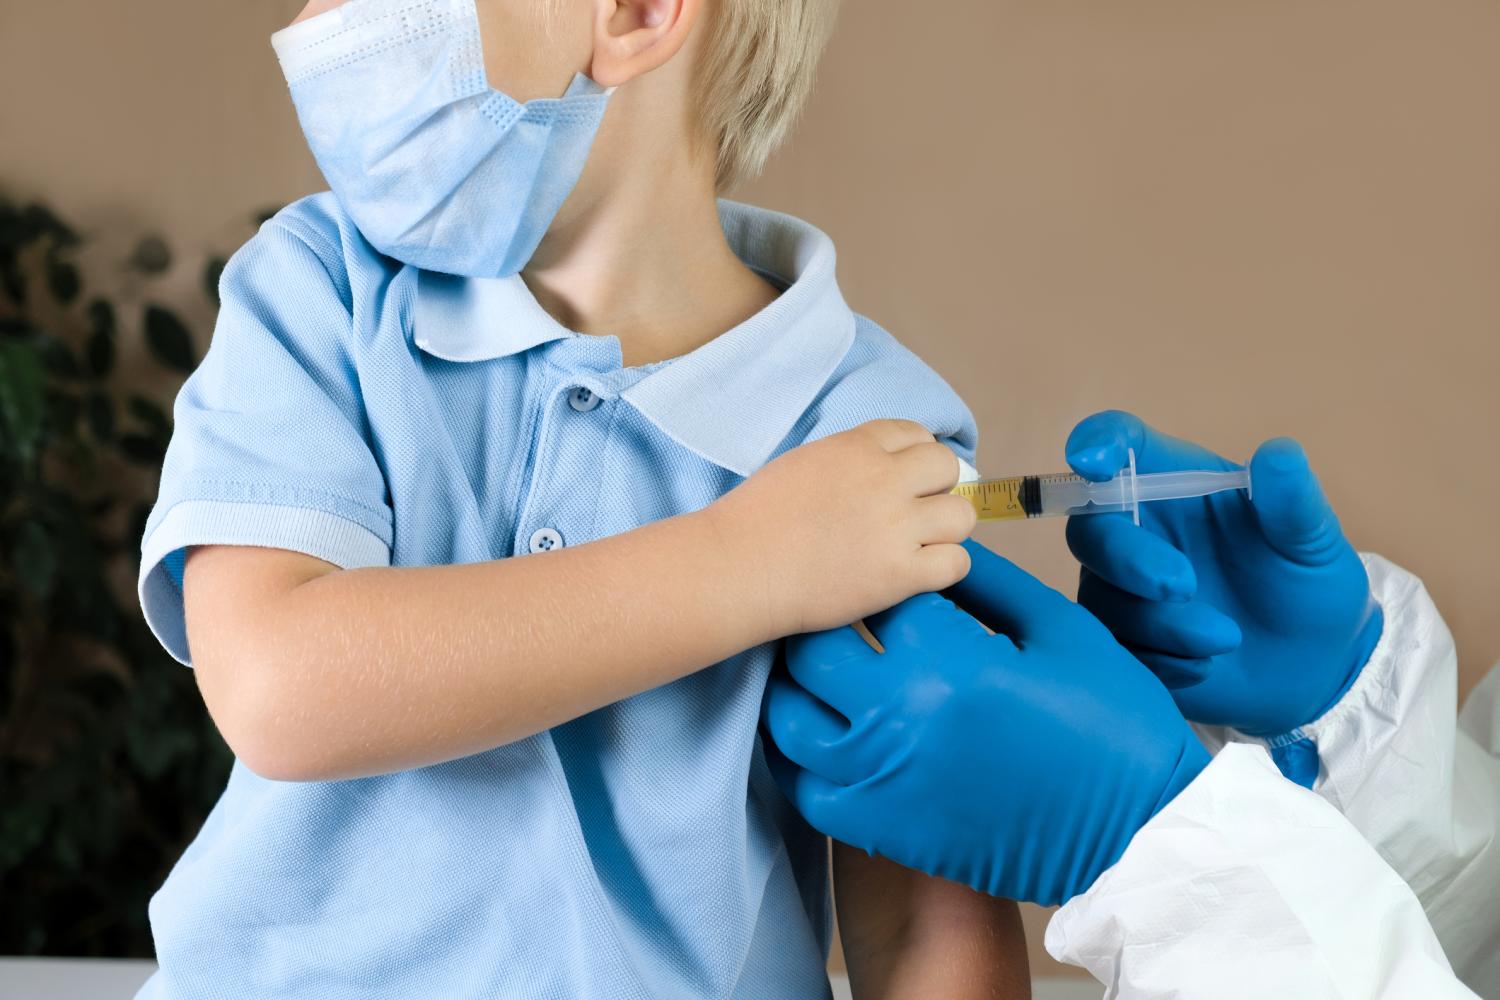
[528,527,564,553]
[568,387,601,412]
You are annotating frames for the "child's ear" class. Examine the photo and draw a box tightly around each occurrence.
[589,0,701,88]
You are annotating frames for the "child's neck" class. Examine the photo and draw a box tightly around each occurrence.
[523,158,778,369]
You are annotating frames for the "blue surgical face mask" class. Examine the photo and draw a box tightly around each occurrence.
[272,0,612,278]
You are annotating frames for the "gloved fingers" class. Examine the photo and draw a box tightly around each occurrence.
[785,626,879,720]
[1127,645,1215,690]
[762,738,866,847]
[864,591,989,653]
[1248,438,1344,565]
[1078,570,1241,658]
[762,673,872,787]
[945,539,1078,645]
[1066,410,1237,482]
[1066,512,1196,601]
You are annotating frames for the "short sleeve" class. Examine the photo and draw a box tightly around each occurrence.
[781,316,979,467]
[138,212,393,666]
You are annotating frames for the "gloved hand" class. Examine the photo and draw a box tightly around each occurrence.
[763,540,1209,906]
[1064,410,1383,740]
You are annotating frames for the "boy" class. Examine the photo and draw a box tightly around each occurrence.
[134,0,1029,996]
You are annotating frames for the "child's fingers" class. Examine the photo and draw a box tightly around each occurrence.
[915,493,978,544]
[913,541,972,593]
[858,419,936,454]
[893,441,963,497]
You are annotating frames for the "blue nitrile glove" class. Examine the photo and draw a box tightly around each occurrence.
[1064,411,1383,752]
[762,540,1210,907]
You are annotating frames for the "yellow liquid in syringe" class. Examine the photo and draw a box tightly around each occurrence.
[950,477,1036,522]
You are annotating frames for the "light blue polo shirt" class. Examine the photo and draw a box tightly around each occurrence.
[135,194,977,999]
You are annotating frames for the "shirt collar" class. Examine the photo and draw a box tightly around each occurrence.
[413,200,856,477]
[413,268,572,362]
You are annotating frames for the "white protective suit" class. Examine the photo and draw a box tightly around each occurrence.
[1046,555,1500,998]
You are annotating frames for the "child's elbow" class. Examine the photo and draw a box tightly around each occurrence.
[195,649,330,783]
[235,735,322,784]
[231,723,326,784]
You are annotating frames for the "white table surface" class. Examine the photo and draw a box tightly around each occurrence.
[0,959,1102,999]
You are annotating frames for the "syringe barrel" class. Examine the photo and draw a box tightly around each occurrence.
[1131,468,1251,504]
[954,462,1251,522]
[1036,474,1134,517]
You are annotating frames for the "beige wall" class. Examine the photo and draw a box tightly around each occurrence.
[5,0,1497,981]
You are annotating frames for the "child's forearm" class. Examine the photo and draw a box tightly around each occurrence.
[185,508,774,781]
[835,845,1031,1000]
[184,421,973,782]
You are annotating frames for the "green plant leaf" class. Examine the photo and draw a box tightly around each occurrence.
[0,198,235,961]
[46,388,81,439]
[0,340,47,461]
[85,303,117,379]
[52,829,83,874]
[11,519,58,599]
[0,198,21,248]
[0,618,12,688]
[39,334,81,379]
[126,395,170,436]
[129,236,172,275]
[117,433,164,466]
[74,670,127,709]
[87,298,116,338]
[46,250,81,306]
[127,725,198,780]
[143,305,196,373]
[86,391,114,442]
[0,797,51,875]
[203,257,227,306]
[128,502,153,554]
[21,203,78,246]
[0,248,24,306]
[85,329,114,379]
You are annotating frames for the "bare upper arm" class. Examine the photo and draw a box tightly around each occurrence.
[834,844,1030,999]
[182,545,341,768]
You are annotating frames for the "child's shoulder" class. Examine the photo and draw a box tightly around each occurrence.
[225,193,393,314]
[788,313,978,461]
[839,314,949,380]
[208,193,405,369]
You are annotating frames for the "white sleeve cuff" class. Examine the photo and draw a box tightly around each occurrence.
[1296,557,1500,987]
[1292,553,1471,876]
[1208,555,1447,792]
[1046,743,1463,999]
[139,499,391,666]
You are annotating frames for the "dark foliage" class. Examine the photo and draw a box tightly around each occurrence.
[0,196,233,957]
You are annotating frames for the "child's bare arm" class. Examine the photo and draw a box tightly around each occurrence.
[835,845,1030,1000]
[184,420,974,781]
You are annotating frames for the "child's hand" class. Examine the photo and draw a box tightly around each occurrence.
[708,420,976,636]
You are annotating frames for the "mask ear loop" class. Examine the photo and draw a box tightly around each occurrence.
[1127,447,1141,526]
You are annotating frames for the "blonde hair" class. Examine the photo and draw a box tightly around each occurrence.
[694,0,840,191]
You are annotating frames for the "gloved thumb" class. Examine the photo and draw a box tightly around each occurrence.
[1248,438,1344,564]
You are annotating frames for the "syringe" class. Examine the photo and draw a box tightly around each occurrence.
[953,450,1251,525]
